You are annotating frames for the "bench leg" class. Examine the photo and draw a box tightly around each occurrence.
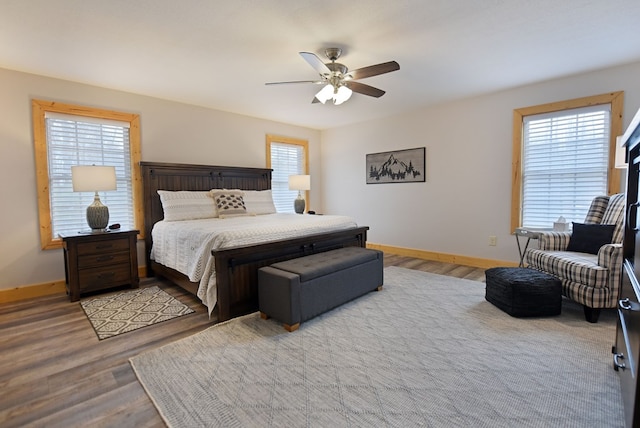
[376,285,383,291]
[261,312,299,331]
[284,323,300,332]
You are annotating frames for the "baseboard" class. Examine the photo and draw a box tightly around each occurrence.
[1,249,512,304]
[0,266,148,304]
[0,280,67,304]
[367,242,518,270]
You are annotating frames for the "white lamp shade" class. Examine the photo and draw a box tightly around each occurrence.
[71,165,117,192]
[333,85,353,105]
[315,84,334,104]
[288,174,311,191]
[315,84,353,105]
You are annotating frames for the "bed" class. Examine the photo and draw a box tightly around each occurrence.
[141,161,369,322]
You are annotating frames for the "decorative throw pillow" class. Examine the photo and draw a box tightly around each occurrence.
[566,222,616,255]
[157,190,217,221]
[243,190,277,215]
[210,190,248,217]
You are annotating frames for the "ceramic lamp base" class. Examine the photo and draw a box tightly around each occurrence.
[294,197,305,214]
[86,194,109,230]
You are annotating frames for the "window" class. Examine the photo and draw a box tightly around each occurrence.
[266,135,309,213]
[33,100,142,249]
[511,92,623,232]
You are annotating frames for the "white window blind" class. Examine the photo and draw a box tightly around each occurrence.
[45,113,134,236]
[522,104,610,228]
[270,142,306,213]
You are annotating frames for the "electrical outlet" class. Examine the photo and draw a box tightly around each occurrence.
[489,236,497,246]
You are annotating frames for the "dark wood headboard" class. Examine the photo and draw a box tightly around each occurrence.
[140,161,273,272]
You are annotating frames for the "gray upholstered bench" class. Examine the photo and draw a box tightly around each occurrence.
[258,246,384,331]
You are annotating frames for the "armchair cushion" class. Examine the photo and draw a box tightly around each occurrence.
[566,222,616,255]
[526,250,608,289]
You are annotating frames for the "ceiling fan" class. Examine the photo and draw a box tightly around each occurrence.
[266,48,400,105]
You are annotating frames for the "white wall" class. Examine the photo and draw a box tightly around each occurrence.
[320,61,640,265]
[0,68,321,290]
[4,61,640,291]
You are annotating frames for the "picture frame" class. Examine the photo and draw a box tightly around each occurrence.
[366,147,426,184]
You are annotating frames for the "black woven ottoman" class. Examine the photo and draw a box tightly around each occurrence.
[485,267,561,317]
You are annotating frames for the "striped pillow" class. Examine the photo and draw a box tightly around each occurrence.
[243,190,277,215]
[157,190,217,221]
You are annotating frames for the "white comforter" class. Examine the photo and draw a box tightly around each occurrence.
[150,213,358,314]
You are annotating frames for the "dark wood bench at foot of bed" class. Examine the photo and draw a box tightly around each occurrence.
[141,161,370,323]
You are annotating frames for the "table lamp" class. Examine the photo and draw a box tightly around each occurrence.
[71,165,117,231]
[288,174,310,214]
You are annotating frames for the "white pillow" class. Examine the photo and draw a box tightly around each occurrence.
[243,189,277,215]
[157,190,217,221]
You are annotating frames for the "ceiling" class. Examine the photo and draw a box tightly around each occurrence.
[2,0,640,130]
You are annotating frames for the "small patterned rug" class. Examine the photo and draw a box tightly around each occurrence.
[80,286,195,340]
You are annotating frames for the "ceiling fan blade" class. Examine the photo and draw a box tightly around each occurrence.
[347,81,386,98]
[265,80,323,85]
[347,61,400,80]
[299,52,332,76]
[311,97,321,104]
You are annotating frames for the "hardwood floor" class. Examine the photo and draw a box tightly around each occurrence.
[0,255,486,427]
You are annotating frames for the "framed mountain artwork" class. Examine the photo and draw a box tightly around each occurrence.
[366,147,425,184]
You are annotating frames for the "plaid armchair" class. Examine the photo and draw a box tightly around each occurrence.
[525,193,625,323]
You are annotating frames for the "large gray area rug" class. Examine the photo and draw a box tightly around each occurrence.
[81,285,194,340]
[130,267,624,427]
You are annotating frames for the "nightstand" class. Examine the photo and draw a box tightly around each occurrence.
[60,229,139,302]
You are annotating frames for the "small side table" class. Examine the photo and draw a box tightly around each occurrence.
[514,228,546,267]
[60,229,139,302]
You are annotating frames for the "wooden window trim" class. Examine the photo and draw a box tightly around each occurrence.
[32,99,143,250]
[510,91,624,233]
[265,134,310,208]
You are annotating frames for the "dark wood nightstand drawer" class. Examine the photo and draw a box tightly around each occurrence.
[77,237,130,255]
[78,250,131,269]
[616,311,639,428]
[619,269,640,377]
[78,264,132,292]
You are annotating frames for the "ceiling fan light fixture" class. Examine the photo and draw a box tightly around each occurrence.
[333,85,352,105]
[268,49,399,105]
[315,84,334,104]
